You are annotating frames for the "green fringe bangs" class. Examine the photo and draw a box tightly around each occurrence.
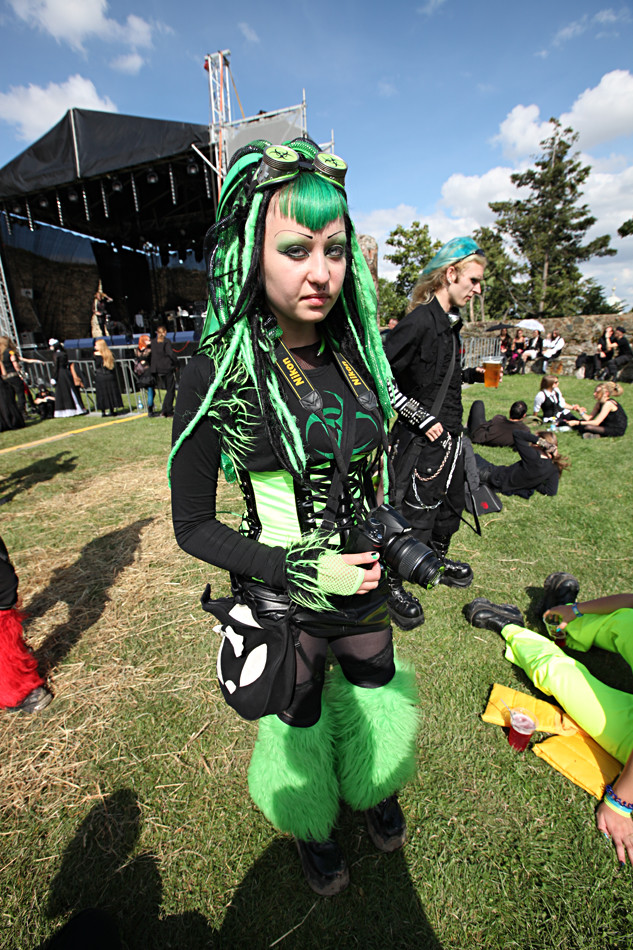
[277,174,347,232]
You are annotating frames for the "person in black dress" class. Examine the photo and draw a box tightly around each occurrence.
[49,340,86,418]
[93,339,123,417]
[568,382,628,438]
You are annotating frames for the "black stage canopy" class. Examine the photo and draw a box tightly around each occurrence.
[0,108,218,254]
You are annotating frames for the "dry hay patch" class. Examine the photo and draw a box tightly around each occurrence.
[0,455,244,817]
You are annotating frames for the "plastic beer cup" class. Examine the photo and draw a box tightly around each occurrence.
[508,708,536,751]
[483,359,502,388]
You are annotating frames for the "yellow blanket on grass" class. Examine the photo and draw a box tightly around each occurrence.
[482,684,621,799]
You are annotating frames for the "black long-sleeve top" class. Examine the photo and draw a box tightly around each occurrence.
[384,298,468,434]
[486,429,559,498]
[171,347,383,591]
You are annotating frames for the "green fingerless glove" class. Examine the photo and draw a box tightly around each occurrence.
[317,553,365,597]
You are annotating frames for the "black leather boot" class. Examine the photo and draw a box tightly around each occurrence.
[463,598,524,634]
[431,534,474,588]
[294,837,350,896]
[365,794,407,852]
[541,572,580,618]
[387,574,425,630]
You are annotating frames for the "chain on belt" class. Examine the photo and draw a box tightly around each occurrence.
[409,432,462,511]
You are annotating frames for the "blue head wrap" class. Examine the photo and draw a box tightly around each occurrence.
[421,236,484,276]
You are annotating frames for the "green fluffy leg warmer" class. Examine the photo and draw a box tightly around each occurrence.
[247,706,340,842]
[328,655,420,811]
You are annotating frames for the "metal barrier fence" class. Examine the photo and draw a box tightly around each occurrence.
[462,336,501,369]
[22,356,192,413]
[21,338,499,411]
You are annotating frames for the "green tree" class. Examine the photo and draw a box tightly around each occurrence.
[383,221,441,300]
[489,120,615,317]
[578,278,623,315]
[472,226,524,321]
[618,218,633,238]
[377,277,407,325]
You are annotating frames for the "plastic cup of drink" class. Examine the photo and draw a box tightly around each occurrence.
[553,630,566,648]
[508,707,537,751]
[483,359,502,388]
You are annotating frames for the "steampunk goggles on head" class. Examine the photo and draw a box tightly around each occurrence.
[255,144,348,192]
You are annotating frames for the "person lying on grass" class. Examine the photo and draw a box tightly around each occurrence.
[464,575,633,869]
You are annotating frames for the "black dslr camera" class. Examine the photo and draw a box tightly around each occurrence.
[344,504,444,590]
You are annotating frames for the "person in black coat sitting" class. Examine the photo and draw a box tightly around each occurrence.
[476,429,569,499]
[467,399,530,447]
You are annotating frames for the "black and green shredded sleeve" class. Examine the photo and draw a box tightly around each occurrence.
[170,354,288,588]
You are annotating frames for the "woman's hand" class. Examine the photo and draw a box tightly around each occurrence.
[543,603,576,629]
[425,422,444,442]
[596,801,633,867]
[340,552,381,594]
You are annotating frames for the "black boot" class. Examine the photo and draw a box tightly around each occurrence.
[387,574,424,630]
[294,837,350,896]
[541,572,580,618]
[463,598,524,634]
[431,534,474,588]
[365,794,407,852]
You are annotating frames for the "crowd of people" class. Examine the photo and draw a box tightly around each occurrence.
[0,329,181,428]
[2,138,632,905]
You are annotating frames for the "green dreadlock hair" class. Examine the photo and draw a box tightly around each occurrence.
[168,138,395,496]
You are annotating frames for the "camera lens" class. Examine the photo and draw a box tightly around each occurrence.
[383,535,444,590]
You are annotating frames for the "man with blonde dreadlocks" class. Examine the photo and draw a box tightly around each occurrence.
[385,238,487,628]
[170,140,424,897]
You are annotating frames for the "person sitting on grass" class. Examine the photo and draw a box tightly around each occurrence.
[476,429,569,498]
[533,375,583,429]
[467,399,530,448]
[464,574,633,869]
[567,382,628,439]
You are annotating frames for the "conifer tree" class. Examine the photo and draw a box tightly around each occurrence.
[489,120,615,317]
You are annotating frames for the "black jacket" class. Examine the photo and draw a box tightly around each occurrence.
[384,298,464,434]
[151,339,177,375]
[486,430,559,498]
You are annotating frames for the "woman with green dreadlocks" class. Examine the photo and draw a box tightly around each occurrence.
[170,139,420,896]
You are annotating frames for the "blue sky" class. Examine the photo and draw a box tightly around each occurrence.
[1,0,632,304]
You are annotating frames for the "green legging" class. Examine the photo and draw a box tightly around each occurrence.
[502,609,633,765]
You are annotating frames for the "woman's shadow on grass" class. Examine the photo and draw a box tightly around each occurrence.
[40,790,443,950]
[24,518,154,675]
[218,818,444,950]
[0,451,78,505]
[41,788,213,949]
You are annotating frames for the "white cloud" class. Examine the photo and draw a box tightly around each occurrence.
[552,15,589,46]
[110,52,144,75]
[547,7,631,50]
[561,70,633,149]
[378,80,397,99]
[491,104,555,160]
[417,0,448,14]
[8,0,156,54]
[440,166,520,223]
[0,74,117,142]
[238,21,260,43]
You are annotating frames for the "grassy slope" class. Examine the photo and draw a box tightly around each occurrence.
[0,377,632,950]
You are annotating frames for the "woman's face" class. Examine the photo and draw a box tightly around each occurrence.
[260,201,346,334]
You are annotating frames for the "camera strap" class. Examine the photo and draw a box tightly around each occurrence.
[274,340,380,530]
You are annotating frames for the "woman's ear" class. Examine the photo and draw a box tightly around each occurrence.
[445,265,457,286]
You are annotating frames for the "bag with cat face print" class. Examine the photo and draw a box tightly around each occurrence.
[201,587,296,721]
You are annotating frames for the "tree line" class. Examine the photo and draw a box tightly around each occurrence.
[378,120,630,324]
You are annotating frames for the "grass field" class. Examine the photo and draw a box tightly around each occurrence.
[1,374,632,950]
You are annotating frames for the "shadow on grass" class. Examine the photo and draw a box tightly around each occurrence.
[40,789,442,950]
[26,518,154,675]
[41,789,213,950]
[218,830,444,949]
[0,451,78,505]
